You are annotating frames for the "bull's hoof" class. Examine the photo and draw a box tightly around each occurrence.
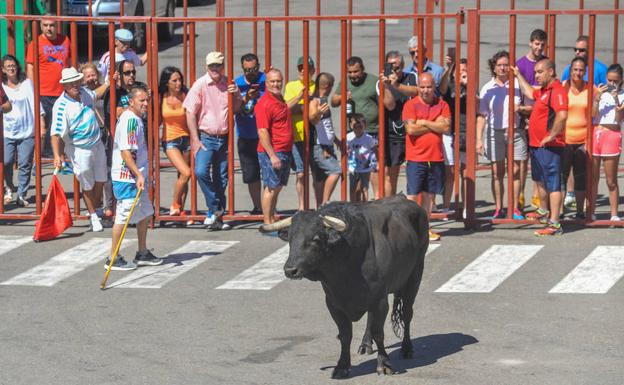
[331,366,351,379]
[358,343,374,355]
[376,361,395,375]
[401,346,414,359]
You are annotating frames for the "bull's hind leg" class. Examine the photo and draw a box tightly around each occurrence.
[325,296,352,379]
[358,313,374,355]
[370,297,395,375]
[398,262,424,359]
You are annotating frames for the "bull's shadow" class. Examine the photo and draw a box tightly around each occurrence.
[329,332,478,378]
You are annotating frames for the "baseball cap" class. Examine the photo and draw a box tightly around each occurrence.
[206,51,225,66]
[297,56,315,67]
[114,28,134,43]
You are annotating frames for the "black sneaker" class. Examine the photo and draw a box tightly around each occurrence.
[134,250,164,266]
[103,256,137,271]
[207,218,231,231]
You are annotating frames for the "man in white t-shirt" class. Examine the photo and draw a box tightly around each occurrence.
[97,28,147,81]
[107,85,162,271]
[51,67,106,232]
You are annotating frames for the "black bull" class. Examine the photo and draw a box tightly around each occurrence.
[259,195,428,378]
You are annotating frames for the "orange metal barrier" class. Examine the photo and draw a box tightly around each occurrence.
[464,7,624,229]
[1,2,623,229]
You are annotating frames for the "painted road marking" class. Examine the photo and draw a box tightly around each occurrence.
[218,243,439,291]
[109,241,238,289]
[1,238,134,287]
[435,245,543,293]
[549,246,624,294]
[216,245,290,290]
[0,235,31,256]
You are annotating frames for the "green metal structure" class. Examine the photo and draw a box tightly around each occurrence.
[0,0,46,65]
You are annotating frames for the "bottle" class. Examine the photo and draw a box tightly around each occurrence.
[346,98,355,118]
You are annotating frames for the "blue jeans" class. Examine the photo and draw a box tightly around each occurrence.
[195,134,228,215]
[3,137,35,198]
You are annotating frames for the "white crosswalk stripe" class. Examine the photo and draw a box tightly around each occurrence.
[435,245,543,293]
[0,235,31,256]
[1,238,135,287]
[216,245,289,290]
[549,246,624,294]
[108,240,238,289]
[217,243,440,291]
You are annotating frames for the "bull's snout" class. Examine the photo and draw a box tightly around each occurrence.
[284,265,303,280]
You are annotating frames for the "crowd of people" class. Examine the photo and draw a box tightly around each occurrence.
[2,16,624,262]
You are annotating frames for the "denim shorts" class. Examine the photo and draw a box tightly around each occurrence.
[259,151,291,189]
[311,144,342,179]
[530,146,563,193]
[290,141,305,173]
[162,136,190,152]
[406,161,445,195]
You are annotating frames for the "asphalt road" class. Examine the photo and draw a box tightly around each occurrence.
[1,1,624,384]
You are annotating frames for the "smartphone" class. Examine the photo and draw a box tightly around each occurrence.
[605,84,617,93]
[384,63,394,77]
[250,83,260,91]
[447,47,456,59]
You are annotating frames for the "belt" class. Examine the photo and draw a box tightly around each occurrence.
[200,132,228,138]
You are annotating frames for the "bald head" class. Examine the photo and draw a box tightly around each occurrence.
[417,72,436,103]
[265,68,284,96]
[535,58,556,87]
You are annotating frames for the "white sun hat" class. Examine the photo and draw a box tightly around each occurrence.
[59,67,84,84]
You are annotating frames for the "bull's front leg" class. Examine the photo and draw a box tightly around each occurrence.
[369,297,395,375]
[325,296,352,379]
[358,312,374,355]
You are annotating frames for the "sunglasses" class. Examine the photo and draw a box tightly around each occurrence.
[123,70,136,76]
[243,65,259,74]
[409,50,418,56]
[574,48,587,53]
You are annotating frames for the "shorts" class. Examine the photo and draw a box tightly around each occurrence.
[238,137,260,184]
[562,143,587,191]
[406,161,445,195]
[290,141,305,173]
[112,181,154,225]
[259,151,291,189]
[311,144,342,180]
[484,129,528,162]
[66,141,107,191]
[530,146,563,193]
[385,140,405,167]
[442,134,455,166]
[162,135,190,152]
[349,171,370,191]
[592,128,622,157]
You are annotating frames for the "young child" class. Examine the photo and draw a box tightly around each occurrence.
[347,113,377,202]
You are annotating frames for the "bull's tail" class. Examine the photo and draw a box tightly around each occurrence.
[391,295,405,339]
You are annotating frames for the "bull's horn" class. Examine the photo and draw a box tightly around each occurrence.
[321,215,347,232]
[259,217,293,233]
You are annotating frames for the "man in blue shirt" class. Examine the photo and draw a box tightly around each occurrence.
[234,53,266,214]
[404,35,445,86]
[561,35,607,85]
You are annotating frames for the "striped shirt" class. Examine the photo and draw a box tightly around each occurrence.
[183,73,241,135]
[111,110,148,183]
[51,88,101,149]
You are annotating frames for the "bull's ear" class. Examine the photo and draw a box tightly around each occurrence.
[277,229,289,241]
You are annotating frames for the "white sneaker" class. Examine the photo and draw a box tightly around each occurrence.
[610,216,621,221]
[4,190,13,204]
[90,213,103,232]
[203,213,217,226]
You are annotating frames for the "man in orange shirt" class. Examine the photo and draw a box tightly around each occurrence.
[26,16,71,157]
[402,73,451,241]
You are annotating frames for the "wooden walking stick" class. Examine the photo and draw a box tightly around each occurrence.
[100,188,143,290]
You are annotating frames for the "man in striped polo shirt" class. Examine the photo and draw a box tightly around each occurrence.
[51,67,107,232]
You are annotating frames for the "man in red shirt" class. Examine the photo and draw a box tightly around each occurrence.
[255,69,293,225]
[26,16,71,157]
[513,58,568,236]
[402,73,451,241]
